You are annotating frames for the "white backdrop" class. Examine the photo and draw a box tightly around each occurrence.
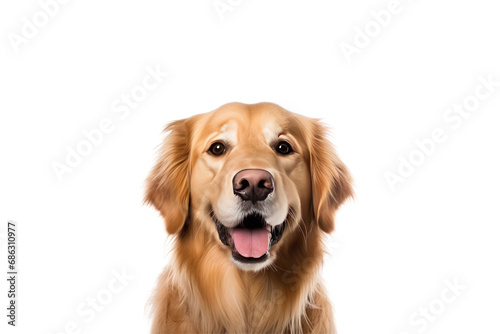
[1,0,500,333]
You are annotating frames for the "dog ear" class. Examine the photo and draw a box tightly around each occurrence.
[309,119,353,233]
[145,119,193,234]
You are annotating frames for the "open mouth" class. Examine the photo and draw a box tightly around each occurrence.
[212,212,285,263]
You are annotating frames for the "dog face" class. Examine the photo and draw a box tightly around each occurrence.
[146,102,352,271]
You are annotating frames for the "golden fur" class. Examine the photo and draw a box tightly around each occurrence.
[145,102,353,333]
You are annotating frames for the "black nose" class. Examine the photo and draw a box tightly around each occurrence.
[233,169,274,203]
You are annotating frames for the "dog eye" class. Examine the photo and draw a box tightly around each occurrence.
[208,142,226,156]
[275,141,293,155]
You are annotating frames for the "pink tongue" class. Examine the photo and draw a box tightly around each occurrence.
[230,228,270,258]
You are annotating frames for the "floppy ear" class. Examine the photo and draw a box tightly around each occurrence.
[145,119,192,234]
[309,120,353,233]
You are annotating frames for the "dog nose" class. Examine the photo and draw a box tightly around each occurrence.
[233,169,274,203]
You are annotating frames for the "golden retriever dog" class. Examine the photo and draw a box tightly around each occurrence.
[145,102,352,333]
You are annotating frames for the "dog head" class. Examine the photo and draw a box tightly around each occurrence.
[145,102,352,271]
